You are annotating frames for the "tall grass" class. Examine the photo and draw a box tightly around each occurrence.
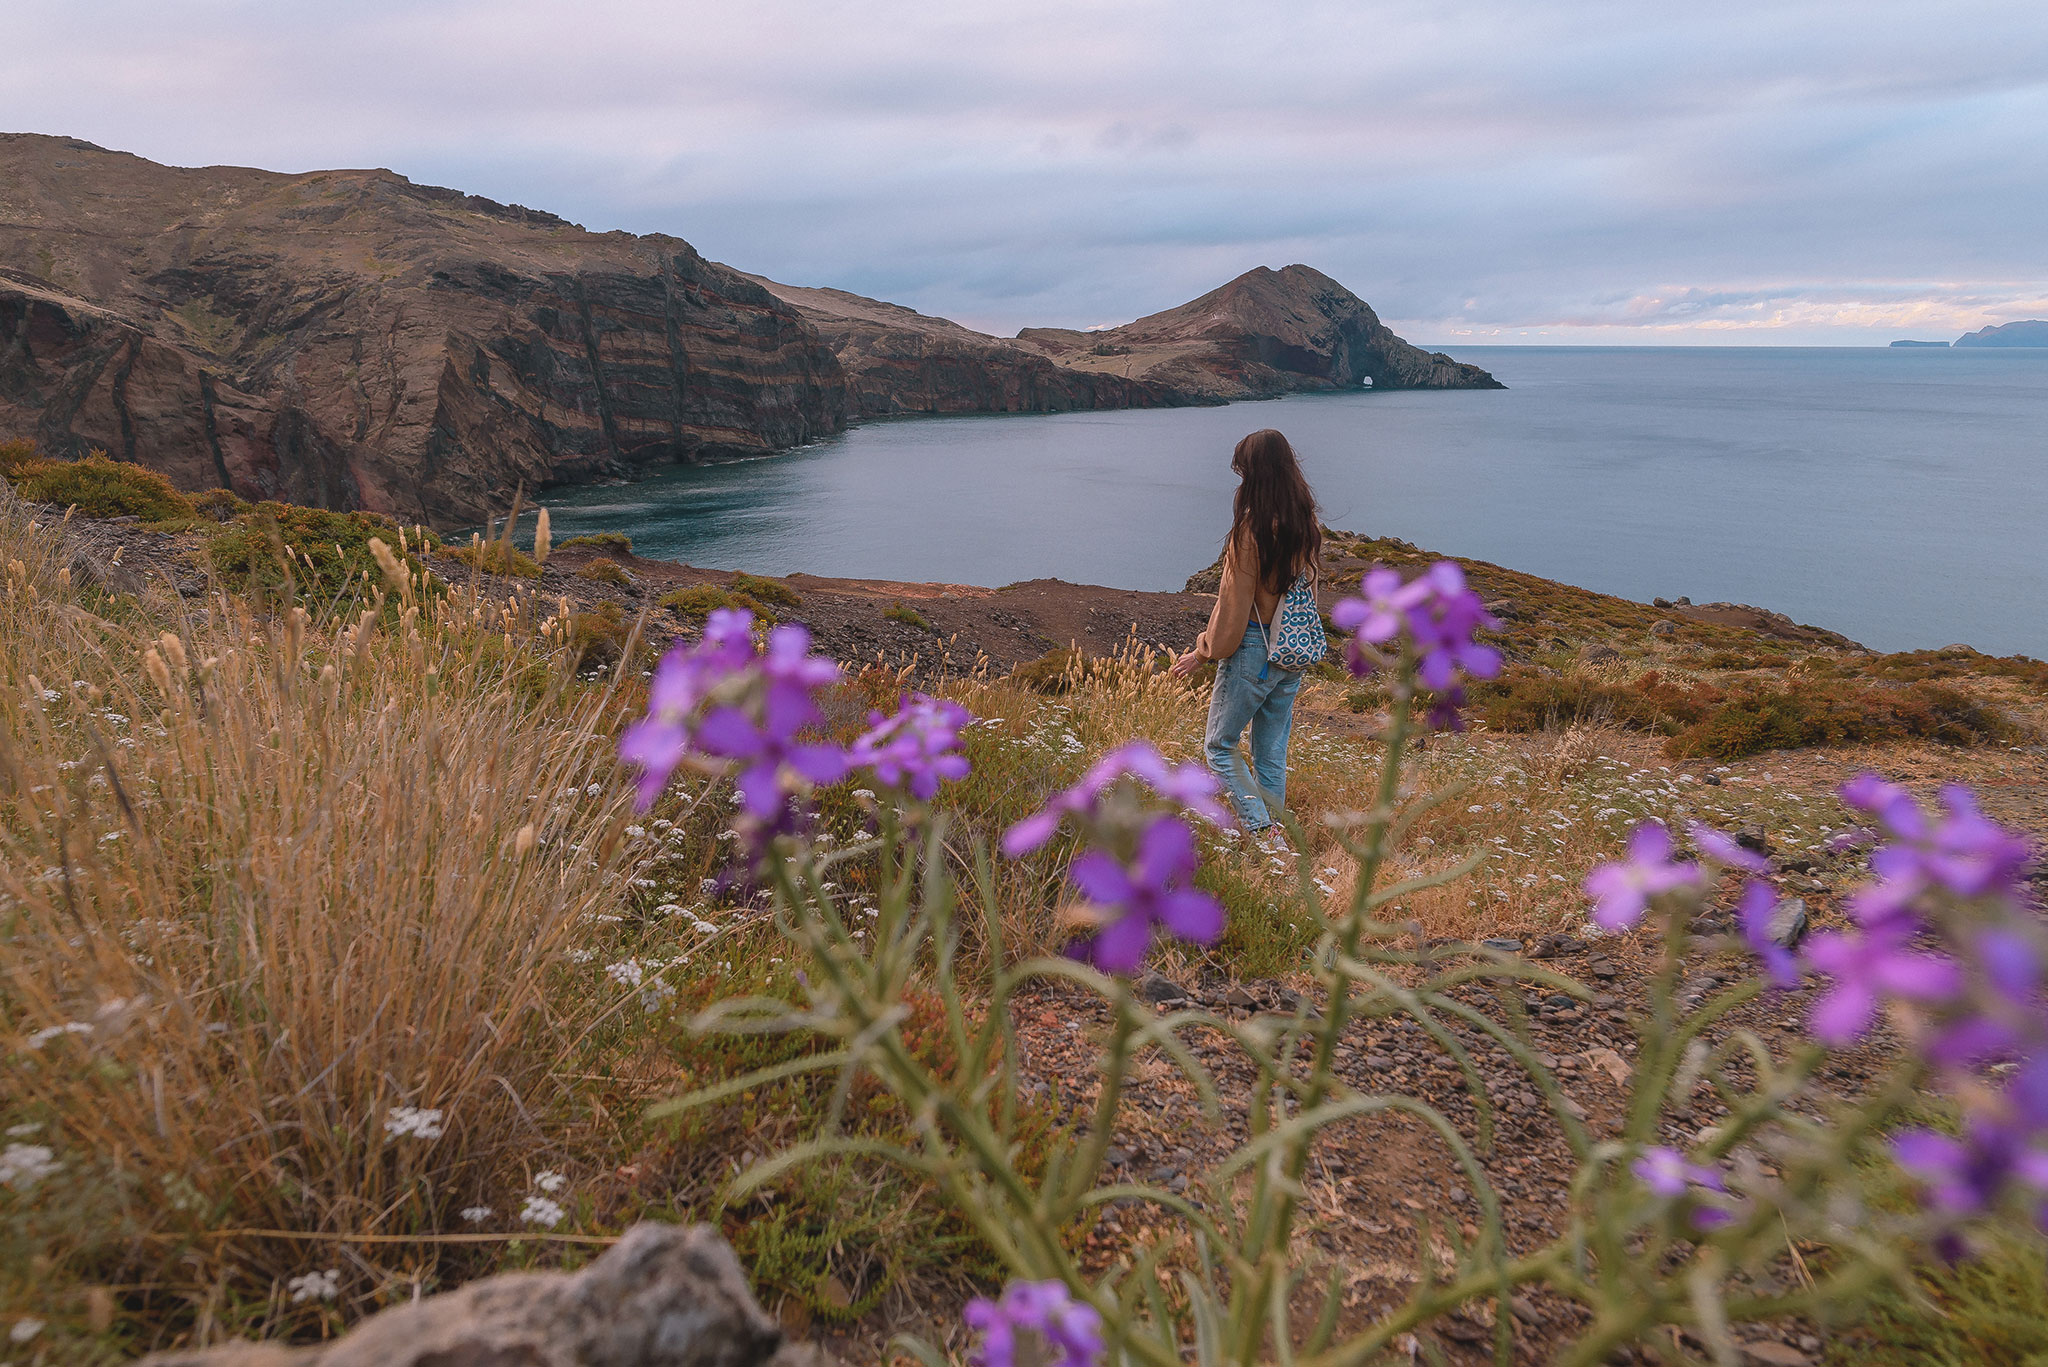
[0,488,647,1347]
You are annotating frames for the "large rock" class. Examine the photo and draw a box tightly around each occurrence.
[1016,265,1503,397]
[0,134,847,526]
[137,1223,805,1367]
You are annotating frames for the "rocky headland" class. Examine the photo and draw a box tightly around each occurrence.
[2,134,1498,525]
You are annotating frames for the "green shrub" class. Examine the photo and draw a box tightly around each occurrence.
[450,540,542,578]
[0,437,38,478]
[1668,680,2027,759]
[563,599,634,671]
[12,451,195,522]
[209,502,435,599]
[660,583,773,622]
[191,487,252,521]
[558,531,633,554]
[728,573,801,611]
[1468,665,1720,735]
[576,556,633,588]
[884,601,933,631]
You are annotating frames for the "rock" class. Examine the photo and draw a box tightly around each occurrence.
[1767,897,1810,950]
[1673,596,1692,607]
[1221,986,1258,1010]
[137,1223,798,1367]
[1482,598,1516,620]
[1135,972,1190,1005]
[1650,620,1679,636]
[1704,774,1722,785]
[1955,319,2048,348]
[1013,265,1502,398]
[1581,643,1622,664]
[1589,959,1618,980]
[1736,826,1771,856]
[1481,937,1524,954]
[1584,1047,1633,1084]
[1738,1342,1811,1366]
[1652,597,1672,609]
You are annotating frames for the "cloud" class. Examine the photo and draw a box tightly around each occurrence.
[2,0,2043,342]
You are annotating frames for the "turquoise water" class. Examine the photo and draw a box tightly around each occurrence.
[537,347,2048,657]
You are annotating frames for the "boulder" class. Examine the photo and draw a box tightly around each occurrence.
[139,1224,808,1367]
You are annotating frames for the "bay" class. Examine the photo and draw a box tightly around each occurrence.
[537,347,2048,657]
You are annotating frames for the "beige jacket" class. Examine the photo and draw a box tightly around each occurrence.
[1194,534,1296,662]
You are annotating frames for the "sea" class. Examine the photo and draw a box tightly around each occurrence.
[535,347,2048,658]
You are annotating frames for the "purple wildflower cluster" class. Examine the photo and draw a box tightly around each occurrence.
[1328,560,1502,726]
[1584,776,2048,1247]
[1633,1145,1734,1231]
[963,1281,1104,1367]
[619,609,971,826]
[1002,741,1232,974]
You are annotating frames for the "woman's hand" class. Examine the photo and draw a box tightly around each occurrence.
[1169,650,1204,679]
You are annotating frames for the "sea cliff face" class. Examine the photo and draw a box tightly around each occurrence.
[1954,320,2048,347]
[0,135,846,525]
[2,135,1499,523]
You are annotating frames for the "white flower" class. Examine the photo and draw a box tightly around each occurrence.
[460,1205,493,1223]
[604,959,643,988]
[533,1169,568,1193]
[640,980,677,1013]
[566,948,596,964]
[287,1268,340,1304]
[4,1123,40,1138]
[0,1143,62,1189]
[10,1318,45,1343]
[691,919,720,935]
[519,1195,566,1228]
[383,1106,445,1141]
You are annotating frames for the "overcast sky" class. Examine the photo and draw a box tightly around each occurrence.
[6,0,2045,343]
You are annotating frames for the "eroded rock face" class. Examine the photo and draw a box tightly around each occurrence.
[0,134,847,526]
[1016,264,1503,398]
[137,1223,798,1367]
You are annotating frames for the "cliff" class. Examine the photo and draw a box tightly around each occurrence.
[0,135,846,525]
[2,136,1500,524]
[1016,265,1502,397]
[746,277,1205,416]
[1954,320,2048,347]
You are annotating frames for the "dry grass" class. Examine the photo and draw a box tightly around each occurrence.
[0,487,650,1348]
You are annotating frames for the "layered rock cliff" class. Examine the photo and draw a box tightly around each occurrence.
[1016,264,1501,397]
[0,135,846,525]
[744,278,1203,416]
[2,136,1499,524]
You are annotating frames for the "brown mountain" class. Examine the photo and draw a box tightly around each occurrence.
[0,134,845,525]
[1017,264,1502,397]
[2,135,1499,525]
[757,265,1500,416]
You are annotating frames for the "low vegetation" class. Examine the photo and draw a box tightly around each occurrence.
[4,449,196,524]
[557,531,633,554]
[0,481,2041,1362]
[575,556,633,588]
[449,538,542,579]
[884,600,933,631]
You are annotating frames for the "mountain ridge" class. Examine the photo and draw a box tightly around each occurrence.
[1,133,1499,524]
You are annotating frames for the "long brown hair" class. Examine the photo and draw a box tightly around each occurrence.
[1228,429,1321,595]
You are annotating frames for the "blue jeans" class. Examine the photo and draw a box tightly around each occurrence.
[1204,622,1303,831]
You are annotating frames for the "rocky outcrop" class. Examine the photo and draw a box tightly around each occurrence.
[1,136,1499,523]
[136,1223,823,1367]
[748,278,1206,416]
[1017,265,1502,398]
[0,134,846,525]
[1954,319,2048,347]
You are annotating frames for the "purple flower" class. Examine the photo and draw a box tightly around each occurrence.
[1843,775,2034,904]
[1002,741,1232,858]
[1692,824,1770,874]
[1584,823,1701,931]
[1894,1121,2048,1220]
[963,1281,1104,1367]
[618,610,847,818]
[1804,921,1963,1045]
[848,693,972,799]
[1634,1145,1726,1198]
[1737,880,1801,989]
[618,609,762,809]
[1065,815,1224,974]
[1329,561,1501,698]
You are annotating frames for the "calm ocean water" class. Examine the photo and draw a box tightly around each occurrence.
[537,347,2048,657]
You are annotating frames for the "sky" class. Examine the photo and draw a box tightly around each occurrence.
[5,0,2046,344]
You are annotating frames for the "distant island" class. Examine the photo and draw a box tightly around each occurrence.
[0,133,1499,527]
[1889,319,2048,348]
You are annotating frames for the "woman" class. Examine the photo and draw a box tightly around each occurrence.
[1169,429,1322,845]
